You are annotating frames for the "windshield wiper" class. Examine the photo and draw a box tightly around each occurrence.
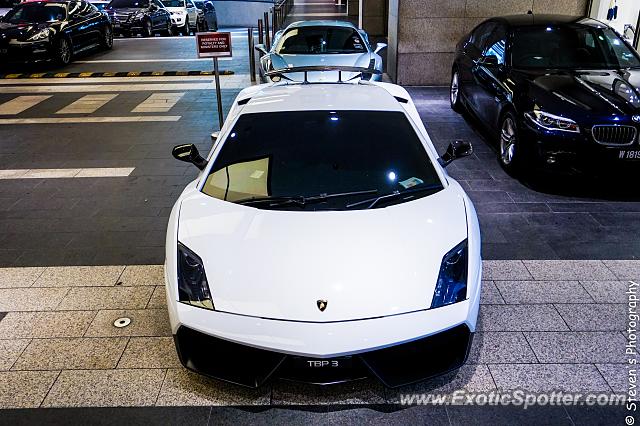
[236,189,378,208]
[345,184,443,209]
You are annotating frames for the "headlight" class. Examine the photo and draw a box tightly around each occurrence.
[431,239,468,309]
[134,12,145,20]
[525,110,580,133]
[27,29,50,42]
[177,243,214,310]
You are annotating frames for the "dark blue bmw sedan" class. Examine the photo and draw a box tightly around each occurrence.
[451,14,640,175]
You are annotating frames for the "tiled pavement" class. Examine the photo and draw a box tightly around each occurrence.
[0,261,634,422]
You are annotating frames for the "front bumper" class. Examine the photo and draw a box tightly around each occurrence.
[111,19,143,34]
[174,323,473,388]
[0,40,52,63]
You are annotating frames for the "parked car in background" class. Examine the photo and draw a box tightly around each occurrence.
[160,0,198,35]
[104,0,172,37]
[192,0,215,31]
[0,0,19,17]
[89,0,109,12]
[256,20,386,83]
[0,0,112,65]
[451,14,640,175]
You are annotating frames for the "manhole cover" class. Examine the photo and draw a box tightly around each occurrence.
[113,317,131,328]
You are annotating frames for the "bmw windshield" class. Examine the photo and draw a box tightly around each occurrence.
[4,3,66,23]
[276,26,367,54]
[201,111,443,211]
[512,25,640,69]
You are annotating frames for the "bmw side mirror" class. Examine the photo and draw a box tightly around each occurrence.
[439,140,473,167]
[374,42,387,54]
[172,144,208,170]
[210,131,219,143]
[255,43,268,55]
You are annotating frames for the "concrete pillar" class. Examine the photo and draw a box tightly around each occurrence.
[388,0,590,86]
[348,0,387,36]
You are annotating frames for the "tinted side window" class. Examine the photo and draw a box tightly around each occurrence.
[484,25,507,64]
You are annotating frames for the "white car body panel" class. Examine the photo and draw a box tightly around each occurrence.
[166,79,482,359]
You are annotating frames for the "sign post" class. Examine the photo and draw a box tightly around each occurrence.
[196,32,233,130]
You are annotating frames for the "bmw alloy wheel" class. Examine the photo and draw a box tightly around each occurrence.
[57,38,71,64]
[144,19,153,37]
[450,72,459,106]
[500,116,517,165]
[103,26,113,49]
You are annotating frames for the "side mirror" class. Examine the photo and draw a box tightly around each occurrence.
[172,144,208,170]
[255,43,268,55]
[374,42,387,54]
[479,54,499,67]
[438,140,473,167]
[210,131,219,143]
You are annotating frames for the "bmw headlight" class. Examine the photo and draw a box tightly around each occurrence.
[177,243,214,310]
[525,110,579,133]
[431,240,468,309]
[27,29,50,42]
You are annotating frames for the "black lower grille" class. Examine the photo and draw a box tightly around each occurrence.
[592,125,636,146]
[174,324,473,388]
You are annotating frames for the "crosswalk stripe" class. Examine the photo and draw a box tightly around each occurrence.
[0,167,135,179]
[56,94,118,114]
[0,96,51,115]
[0,116,181,124]
[132,92,184,113]
[0,82,236,93]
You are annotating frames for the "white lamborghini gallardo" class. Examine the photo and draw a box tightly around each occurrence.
[165,68,482,388]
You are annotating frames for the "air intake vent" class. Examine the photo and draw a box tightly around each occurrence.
[592,125,636,146]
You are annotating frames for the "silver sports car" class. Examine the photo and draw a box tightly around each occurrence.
[256,20,386,83]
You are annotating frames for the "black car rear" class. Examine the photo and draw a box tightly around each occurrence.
[451,14,640,175]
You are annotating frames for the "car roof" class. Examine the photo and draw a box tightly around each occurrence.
[285,20,358,30]
[491,14,600,28]
[237,82,405,115]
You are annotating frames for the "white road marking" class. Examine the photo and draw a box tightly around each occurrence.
[0,116,181,124]
[132,92,184,113]
[56,94,118,114]
[0,167,135,179]
[0,96,51,115]
[0,83,213,93]
[289,12,347,16]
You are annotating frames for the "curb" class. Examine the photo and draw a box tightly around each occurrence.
[0,70,235,79]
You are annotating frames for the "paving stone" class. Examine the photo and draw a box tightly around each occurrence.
[57,287,153,310]
[12,337,128,371]
[554,304,627,331]
[119,265,165,286]
[489,364,612,393]
[0,370,59,408]
[84,309,171,337]
[478,305,568,331]
[522,260,615,280]
[482,260,533,280]
[603,260,640,280]
[147,286,167,309]
[0,287,69,311]
[386,364,496,403]
[447,404,572,426]
[0,267,45,288]
[495,281,593,304]
[580,280,636,303]
[42,369,165,407]
[0,311,95,339]
[156,368,270,406]
[33,266,125,287]
[468,332,537,364]
[480,280,505,304]
[118,337,181,369]
[0,339,29,371]
[272,379,386,405]
[596,364,631,393]
[524,332,627,363]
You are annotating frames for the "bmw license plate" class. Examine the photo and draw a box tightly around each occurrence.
[618,149,640,160]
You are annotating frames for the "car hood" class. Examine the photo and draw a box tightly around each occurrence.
[177,186,468,322]
[514,68,640,117]
[0,21,59,40]
[164,7,186,12]
[267,52,374,82]
[106,7,144,15]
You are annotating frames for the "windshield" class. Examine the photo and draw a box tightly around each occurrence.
[4,3,66,23]
[512,25,640,69]
[107,0,148,8]
[201,111,443,211]
[160,0,184,7]
[276,26,367,54]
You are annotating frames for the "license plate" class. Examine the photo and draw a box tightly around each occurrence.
[114,22,120,28]
[293,357,352,369]
[618,150,640,160]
